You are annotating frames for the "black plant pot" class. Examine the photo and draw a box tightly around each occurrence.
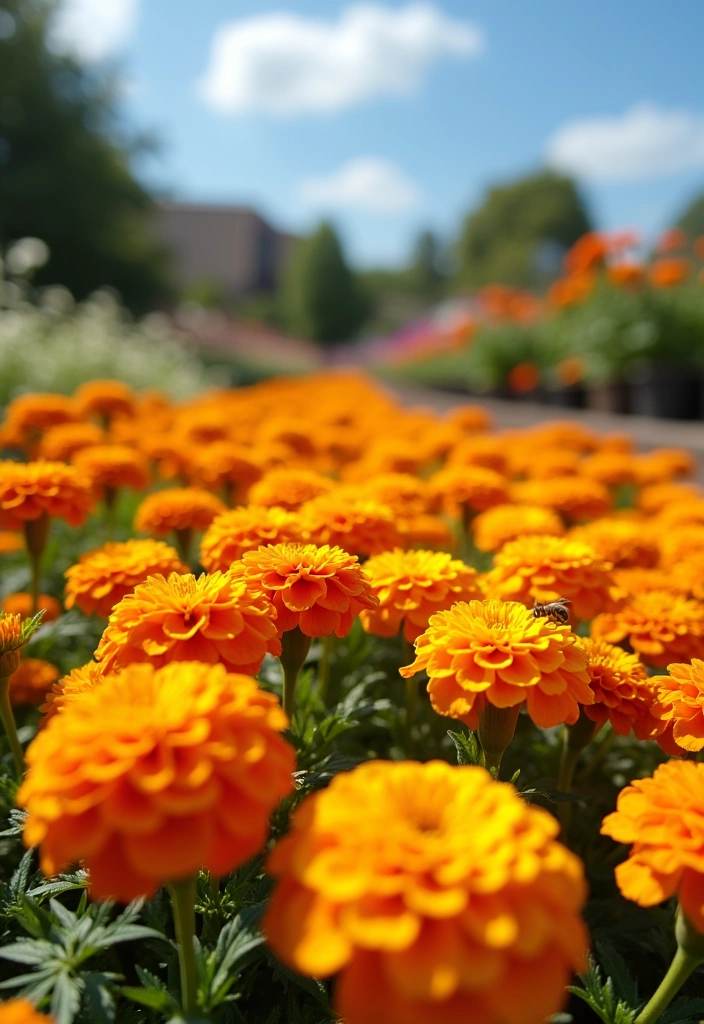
[627,362,701,420]
[543,385,586,409]
[585,380,630,415]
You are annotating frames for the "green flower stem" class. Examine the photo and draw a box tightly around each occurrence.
[0,673,25,778]
[636,945,700,1024]
[317,635,334,707]
[104,485,118,538]
[557,710,601,832]
[280,627,312,722]
[167,875,199,1018]
[24,513,50,615]
[477,704,521,778]
[402,637,418,753]
[174,527,192,564]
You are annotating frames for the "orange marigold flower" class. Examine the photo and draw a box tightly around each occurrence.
[634,448,695,486]
[134,487,226,537]
[607,263,644,288]
[2,593,61,622]
[658,525,704,567]
[579,637,659,739]
[565,232,609,274]
[0,460,94,530]
[96,570,281,676]
[19,661,295,901]
[240,543,378,638]
[39,662,104,727]
[1,394,77,451]
[360,549,481,642]
[65,538,187,617]
[483,535,617,621]
[397,513,454,551]
[299,495,401,557]
[556,355,584,387]
[507,361,540,394]
[73,379,136,422]
[0,999,55,1023]
[601,760,704,932]
[39,421,105,461]
[591,591,704,668]
[72,444,150,495]
[638,481,703,515]
[401,599,593,729]
[9,659,60,707]
[569,518,659,569]
[0,532,23,555]
[247,468,334,510]
[510,476,612,522]
[612,567,685,597]
[579,451,638,487]
[654,500,704,530]
[200,506,304,573]
[429,465,509,518]
[446,404,492,432]
[669,553,704,601]
[446,436,509,474]
[190,441,263,500]
[649,257,690,288]
[265,760,588,1024]
[651,660,704,752]
[472,503,564,553]
[361,472,433,517]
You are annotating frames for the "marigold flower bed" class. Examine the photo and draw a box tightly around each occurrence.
[1,372,704,1024]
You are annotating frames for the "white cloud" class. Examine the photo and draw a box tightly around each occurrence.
[546,103,704,182]
[49,0,138,62]
[297,157,421,213]
[198,3,483,116]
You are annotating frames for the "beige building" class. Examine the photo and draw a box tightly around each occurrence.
[154,202,298,299]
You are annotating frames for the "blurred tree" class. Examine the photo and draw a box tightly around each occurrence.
[457,170,592,289]
[675,192,704,240]
[281,222,367,344]
[407,229,446,300]
[0,0,169,311]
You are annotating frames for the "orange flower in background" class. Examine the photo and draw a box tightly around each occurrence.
[612,567,684,598]
[247,468,334,510]
[201,506,304,573]
[429,465,509,518]
[656,227,687,253]
[65,538,187,617]
[299,495,401,557]
[74,379,136,422]
[141,433,198,482]
[447,435,509,474]
[190,441,262,500]
[634,449,696,486]
[601,760,704,931]
[654,499,704,529]
[483,535,617,621]
[0,394,77,452]
[579,451,637,488]
[2,592,61,622]
[446,404,492,433]
[569,518,659,569]
[401,599,592,729]
[9,659,60,707]
[0,999,55,1023]
[579,637,659,739]
[96,570,281,676]
[511,475,612,522]
[658,525,704,567]
[134,487,226,537]
[565,232,608,275]
[39,421,105,461]
[72,444,150,496]
[472,504,564,552]
[397,513,454,551]
[19,661,295,901]
[0,532,23,555]
[548,273,594,308]
[650,257,690,287]
[607,263,644,288]
[652,660,704,752]
[507,361,540,394]
[265,760,588,1024]
[241,543,378,638]
[40,662,104,726]
[591,590,704,668]
[361,472,433,517]
[0,460,94,530]
[360,549,481,642]
[556,356,584,387]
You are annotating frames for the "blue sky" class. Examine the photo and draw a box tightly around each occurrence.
[53,1,704,267]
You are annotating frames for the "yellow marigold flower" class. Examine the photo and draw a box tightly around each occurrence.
[401,599,593,729]
[2,593,61,622]
[580,638,659,739]
[429,465,509,517]
[39,662,104,727]
[578,451,637,487]
[361,472,433,517]
[0,611,42,656]
[265,760,588,1024]
[299,495,401,557]
[134,487,226,536]
[9,659,60,707]
[190,441,263,501]
[637,481,703,515]
[200,506,304,573]
[510,475,612,522]
[65,539,187,617]
[591,591,704,668]
[240,543,378,638]
[397,513,454,551]
[601,761,704,931]
[360,549,481,641]
[72,444,150,495]
[472,503,564,553]
[633,448,695,485]
[569,518,659,569]
[0,460,94,530]
[19,662,295,901]
[96,570,281,676]
[74,379,136,422]
[651,660,704,752]
[482,535,616,621]
[39,421,105,461]
[247,468,334,510]
[1,394,77,451]
[0,532,23,555]
[0,999,55,1023]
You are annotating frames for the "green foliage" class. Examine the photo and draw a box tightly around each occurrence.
[457,170,592,289]
[281,222,367,344]
[675,192,704,240]
[0,0,170,312]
